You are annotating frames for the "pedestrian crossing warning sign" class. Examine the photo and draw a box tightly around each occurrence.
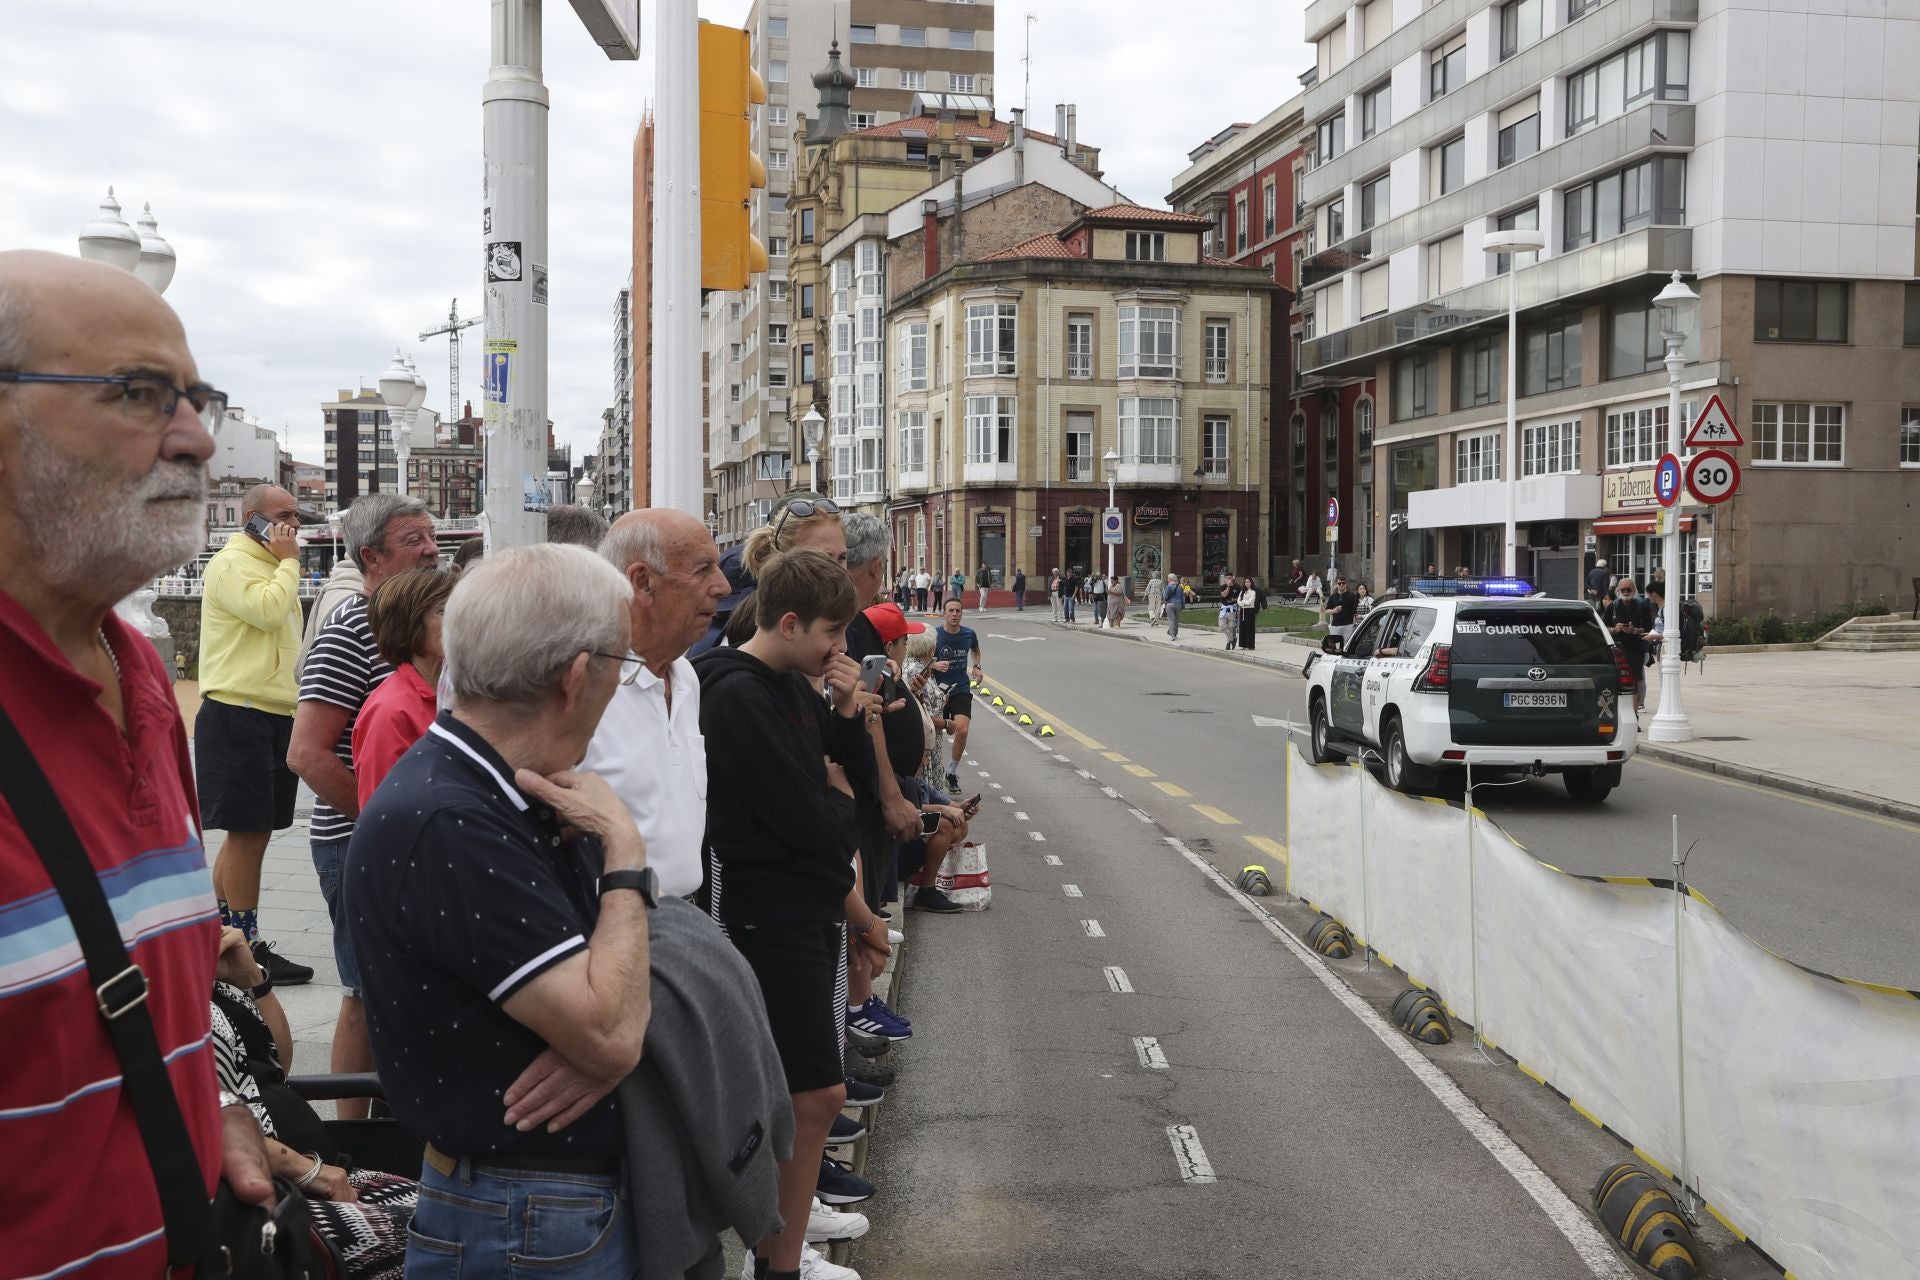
[1684,393,1743,448]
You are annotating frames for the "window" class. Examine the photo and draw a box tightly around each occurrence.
[901,322,927,390]
[1066,315,1093,378]
[1359,174,1388,230]
[729,384,741,403]
[1522,311,1582,395]
[1567,0,1604,19]
[1235,194,1249,252]
[965,395,1015,463]
[1906,284,1920,345]
[1605,402,1694,467]
[799,284,814,318]
[1393,350,1441,420]
[768,323,787,346]
[1315,113,1346,167]
[1356,398,1375,448]
[855,67,877,88]
[898,411,926,475]
[1429,34,1467,100]
[1565,32,1688,137]
[1126,231,1167,262]
[1563,157,1684,249]
[951,73,975,93]
[797,208,814,244]
[1359,265,1389,318]
[1454,335,1500,408]
[1119,397,1178,464]
[1754,280,1850,344]
[1118,306,1179,378]
[1497,97,1540,167]
[850,112,875,129]
[1327,199,1346,244]
[1290,412,1306,465]
[768,279,787,301]
[949,28,975,49]
[1456,431,1502,483]
[1429,135,1465,198]
[1500,0,1540,58]
[1066,423,1094,481]
[1263,180,1277,239]
[767,366,787,388]
[1425,233,1463,298]
[900,69,926,90]
[932,323,943,386]
[965,302,1017,376]
[1901,407,1920,466]
[1607,299,1699,377]
[768,106,787,126]
[900,26,925,46]
[1204,320,1230,382]
[768,60,787,82]
[767,17,787,37]
[1361,82,1390,139]
[906,141,929,161]
[1752,403,1845,464]
[799,343,816,383]
[1202,416,1230,477]
[850,24,876,42]
[1492,205,1539,275]
[1523,418,1580,475]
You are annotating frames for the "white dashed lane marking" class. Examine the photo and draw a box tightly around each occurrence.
[1134,1036,1169,1070]
[1081,918,1103,935]
[1103,965,1134,993]
[1062,884,1083,898]
[1029,831,1047,842]
[1128,808,1153,823]
[1100,786,1122,800]
[1167,1125,1216,1184]
[1014,811,1029,820]
[1044,855,1063,866]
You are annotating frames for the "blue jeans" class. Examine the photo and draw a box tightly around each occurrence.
[309,837,361,995]
[408,1158,635,1280]
[1063,596,1076,621]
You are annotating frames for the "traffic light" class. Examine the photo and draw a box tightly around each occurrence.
[699,21,768,293]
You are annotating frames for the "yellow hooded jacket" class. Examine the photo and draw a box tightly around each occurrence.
[198,532,303,715]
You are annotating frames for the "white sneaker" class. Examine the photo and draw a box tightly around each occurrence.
[801,1244,861,1279]
[806,1197,870,1244]
[886,928,904,946]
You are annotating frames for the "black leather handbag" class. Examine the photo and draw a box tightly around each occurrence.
[0,705,327,1278]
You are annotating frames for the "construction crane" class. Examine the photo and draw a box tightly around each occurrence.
[419,299,481,423]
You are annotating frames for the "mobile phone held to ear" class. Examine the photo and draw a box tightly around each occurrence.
[243,512,274,544]
[920,810,943,836]
[858,653,890,691]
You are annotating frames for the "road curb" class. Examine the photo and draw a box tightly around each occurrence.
[1055,619,1920,827]
[1631,742,1920,826]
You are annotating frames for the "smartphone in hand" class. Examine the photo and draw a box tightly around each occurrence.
[858,653,889,691]
[919,810,943,836]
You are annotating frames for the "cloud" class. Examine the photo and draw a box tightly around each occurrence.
[2,0,1311,480]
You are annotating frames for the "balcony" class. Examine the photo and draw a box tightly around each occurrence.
[1300,231,1373,289]
[1116,460,1181,485]
[1301,226,1692,379]
[1409,472,1602,530]
[897,468,929,493]
[964,461,1019,484]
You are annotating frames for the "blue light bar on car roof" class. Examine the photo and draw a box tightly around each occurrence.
[1409,576,1535,597]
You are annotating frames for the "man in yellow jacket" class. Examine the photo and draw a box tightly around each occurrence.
[196,483,312,984]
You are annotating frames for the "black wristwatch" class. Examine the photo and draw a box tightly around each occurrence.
[248,973,274,1000]
[599,868,659,908]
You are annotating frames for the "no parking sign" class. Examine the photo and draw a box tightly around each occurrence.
[1102,507,1124,545]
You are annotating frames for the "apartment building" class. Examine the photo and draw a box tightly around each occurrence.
[408,405,483,519]
[321,388,395,512]
[886,201,1278,585]
[605,278,635,516]
[1295,0,1919,613]
[710,0,997,543]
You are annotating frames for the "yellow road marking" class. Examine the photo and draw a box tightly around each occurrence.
[1102,751,1130,762]
[1192,804,1241,825]
[1154,781,1192,797]
[1245,835,1287,866]
[1123,764,1156,777]
[979,677,1105,750]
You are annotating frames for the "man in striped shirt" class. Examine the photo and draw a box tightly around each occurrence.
[287,493,438,1114]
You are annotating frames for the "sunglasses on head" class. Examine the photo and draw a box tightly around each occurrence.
[772,496,841,540]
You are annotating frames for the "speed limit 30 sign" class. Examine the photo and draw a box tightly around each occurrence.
[1685,448,1741,504]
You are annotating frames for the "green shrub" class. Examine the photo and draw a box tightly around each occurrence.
[1707,616,1750,647]
[1705,600,1888,646]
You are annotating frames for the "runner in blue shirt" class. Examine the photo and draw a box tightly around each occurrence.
[929,598,984,792]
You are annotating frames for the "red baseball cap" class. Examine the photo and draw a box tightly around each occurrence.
[862,603,926,645]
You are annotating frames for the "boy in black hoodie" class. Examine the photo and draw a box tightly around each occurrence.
[695,548,889,1280]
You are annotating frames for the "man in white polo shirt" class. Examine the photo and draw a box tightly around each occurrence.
[581,509,731,899]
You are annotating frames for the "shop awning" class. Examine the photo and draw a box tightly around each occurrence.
[1592,513,1696,535]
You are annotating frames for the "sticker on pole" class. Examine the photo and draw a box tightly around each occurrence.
[1654,453,1682,507]
[1684,393,1743,448]
[1684,448,1740,505]
[1101,508,1124,546]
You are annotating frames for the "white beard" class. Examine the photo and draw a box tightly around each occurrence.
[12,412,207,598]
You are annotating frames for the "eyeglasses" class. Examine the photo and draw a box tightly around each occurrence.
[0,371,229,433]
[771,496,841,541]
[591,651,647,686]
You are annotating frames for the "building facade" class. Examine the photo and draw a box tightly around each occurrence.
[408,404,484,519]
[321,388,395,512]
[1294,0,1919,613]
[886,203,1278,586]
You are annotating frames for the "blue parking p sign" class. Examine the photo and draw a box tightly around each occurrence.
[1655,453,1682,507]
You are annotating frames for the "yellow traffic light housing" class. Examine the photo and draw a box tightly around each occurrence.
[699,21,769,292]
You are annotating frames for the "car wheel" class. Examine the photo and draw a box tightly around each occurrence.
[1563,768,1613,804]
[1383,716,1416,792]
[1309,698,1337,764]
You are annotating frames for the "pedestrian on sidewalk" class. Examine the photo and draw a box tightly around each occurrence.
[1164,574,1185,639]
[351,566,454,811]
[950,567,967,613]
[1108,573,1131,628]
[0,249,275,1277]
[914,565,931,614]
[1012,566,1027,610]
[1586,558,1611,603]
[976,562,992,612]
[195,478,308,984]
[1356,582,1376,622]
[1219,578,1239,648]
[1091,571,1109,626]
[1062,571,1079,622]
[1146,570,1165,623]
[931,568,945,612]
[1048,567,1062,620]
[1604,576,1654,714]
[1325,576,1360,643]
[1238,578,1260,651]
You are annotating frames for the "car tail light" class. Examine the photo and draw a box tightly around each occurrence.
[1442,749,1466,761]
[1413,643,1452,692]
[1611,645,1635,692]
[1607,750,1625,761]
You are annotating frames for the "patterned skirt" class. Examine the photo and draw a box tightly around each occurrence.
[308,1169,418,1280]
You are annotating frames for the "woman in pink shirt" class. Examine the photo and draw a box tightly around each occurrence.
[352,567,454,810]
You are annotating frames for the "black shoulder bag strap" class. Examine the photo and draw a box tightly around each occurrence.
[0,704,215,1268]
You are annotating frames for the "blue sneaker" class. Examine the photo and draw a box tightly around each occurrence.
[827,1112,867,1145]
[848,997,911,1041]
[843,1076,885,1107]
[864,995,909,1027]
[817,1156,875,1205]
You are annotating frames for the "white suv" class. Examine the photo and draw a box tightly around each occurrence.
[1301,597,1639,802]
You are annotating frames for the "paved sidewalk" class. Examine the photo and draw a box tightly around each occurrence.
[1047,613,1920,824]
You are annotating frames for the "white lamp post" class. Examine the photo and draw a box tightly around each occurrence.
[1480,227,1548,578]
[379,350,428,499]
[1103,448,1121,583]
[1647,269,1700,744]
[801,406,825,493]
[78,188,143,273]
[132,204,177,295]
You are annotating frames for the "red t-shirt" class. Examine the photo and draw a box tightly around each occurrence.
[351,661,440,811]
[0,590,222,1278]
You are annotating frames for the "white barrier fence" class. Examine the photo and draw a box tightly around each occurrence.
[1283,744,1920,1280]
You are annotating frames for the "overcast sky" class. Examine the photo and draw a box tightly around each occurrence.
[1,0,1311,469]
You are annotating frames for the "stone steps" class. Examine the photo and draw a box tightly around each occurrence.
[1814,617,1920,652]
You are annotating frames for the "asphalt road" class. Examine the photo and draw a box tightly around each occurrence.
[953,611,1920,990]
[860,712,1633,1279]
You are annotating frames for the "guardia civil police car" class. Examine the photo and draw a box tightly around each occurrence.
[1300,581,1638,802]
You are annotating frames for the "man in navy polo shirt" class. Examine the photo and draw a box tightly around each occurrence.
[348,544,661,1278]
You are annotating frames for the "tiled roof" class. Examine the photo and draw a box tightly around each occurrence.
[980,232,1082,262]
[851,114,1060,146]
[1081,203,1212,226]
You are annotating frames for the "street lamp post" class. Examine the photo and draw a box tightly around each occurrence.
[801,406,825,494]
[1648,270,1700,744]
[378,351,428,500]
[1479,228,1548,578]
[1103,448,1121,583]
[78,188,142,273]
